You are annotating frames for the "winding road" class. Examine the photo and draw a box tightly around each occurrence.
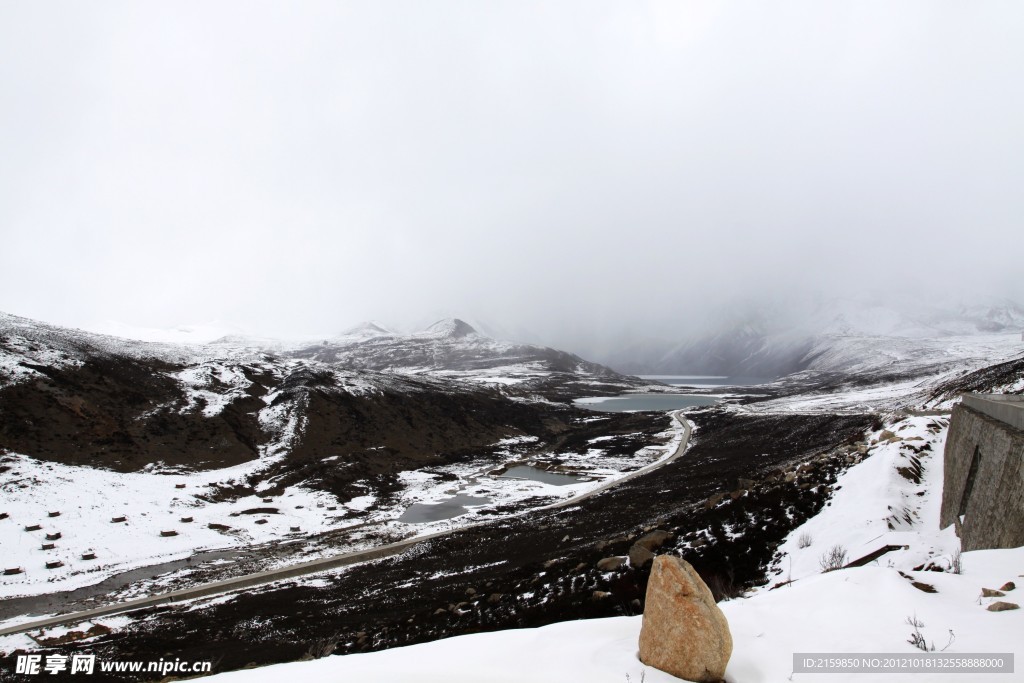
[0,411,693,638]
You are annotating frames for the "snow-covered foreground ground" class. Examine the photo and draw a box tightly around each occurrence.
[204,616,678,683]
[201,413,1024,682]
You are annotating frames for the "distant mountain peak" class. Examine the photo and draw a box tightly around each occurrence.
[422,318,480,339]
[342,321,393,339]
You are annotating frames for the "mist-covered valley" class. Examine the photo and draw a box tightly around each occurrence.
[2,1,1024,681]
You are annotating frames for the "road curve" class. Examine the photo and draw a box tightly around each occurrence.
[544,409,692,510]
[0,411,694,637]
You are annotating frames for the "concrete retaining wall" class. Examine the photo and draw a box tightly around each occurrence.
[940,396,1024,551]
[961,394,1024,431]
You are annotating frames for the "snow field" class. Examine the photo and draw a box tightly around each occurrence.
[0,454,345,599]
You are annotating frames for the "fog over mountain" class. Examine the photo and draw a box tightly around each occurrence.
[571,295,1024,377]
[1,2,1022,366]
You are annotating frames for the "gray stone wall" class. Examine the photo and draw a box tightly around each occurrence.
[940,403,1024,551]
[962,394,1024,431]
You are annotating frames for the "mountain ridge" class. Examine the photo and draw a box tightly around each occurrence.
[582,299,1024,377]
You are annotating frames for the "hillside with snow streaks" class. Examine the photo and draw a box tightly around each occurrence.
[800,332,1023,377]
[270,318,644,398]
[746,332,1024,415]
[590,299,1024,378]
[0,311,678,602]
[0,312,260,386]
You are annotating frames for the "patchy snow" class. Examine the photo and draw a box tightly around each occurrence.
[800,333,1021,376]
[4,309,1021,679]
[0,312,273,390]
[168,364,252,417]
[421,361,561,386]
[256,397,307,459]
[387,416,684,535]
[467,375,529,385]
[724,331,1022,417]
[0,453,347,598]
[345,494,377,512]
[774,333,1023,413]
[0,410,682,602]
[754,378,933,414]
[199,412,1024,683]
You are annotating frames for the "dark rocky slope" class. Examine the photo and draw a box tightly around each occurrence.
[41,409,873,680]
[924,353,1024,406]
[0,313,645,507]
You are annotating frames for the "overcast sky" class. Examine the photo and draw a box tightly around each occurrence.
[1,1,1022,347]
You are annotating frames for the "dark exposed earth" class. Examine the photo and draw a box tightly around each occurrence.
[2,314,943,682]
[1,407,875,681]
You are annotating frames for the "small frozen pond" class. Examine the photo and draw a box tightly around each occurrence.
[399,492,491,524]
[399,464,589,524]
[574,393,717,412]
[500,465,585,486]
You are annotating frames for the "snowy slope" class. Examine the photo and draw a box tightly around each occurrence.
[0,312,260,386]
[3,311,642,402]
[588,298,1024,378]
[0,453,341,598]
[751,333,1023,414]
[763,416,958,584]
[799,332,1023,377]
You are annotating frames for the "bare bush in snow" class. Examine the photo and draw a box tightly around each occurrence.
[950,548,963,575]
[818,544,847,572]
[906,614,933,652]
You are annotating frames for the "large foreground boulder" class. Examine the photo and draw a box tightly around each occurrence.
[638,555,732,682]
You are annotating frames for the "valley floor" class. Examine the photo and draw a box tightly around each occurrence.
[2,344,1022,682]
[0,402,874,678]
[0,412,675,609]
[198,407,1024,683]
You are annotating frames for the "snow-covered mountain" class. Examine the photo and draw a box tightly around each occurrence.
[284,318,625,384]
[589,298,1024,379]
[339,321,394,340]
[0,311,647,483]
[0,311,673,600]
[4,310,1021,678]
[0,311,546,474]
